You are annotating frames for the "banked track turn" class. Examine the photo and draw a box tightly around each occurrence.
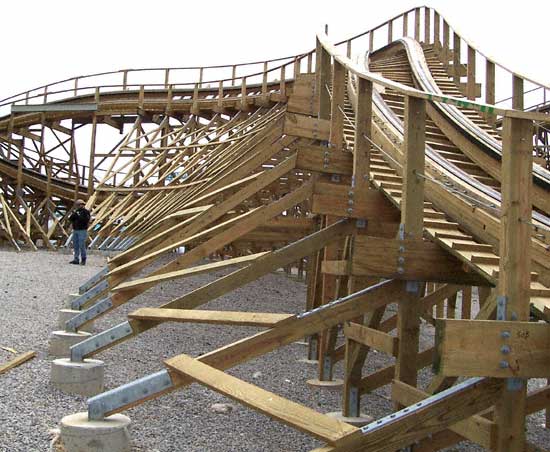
[3,6,550,452]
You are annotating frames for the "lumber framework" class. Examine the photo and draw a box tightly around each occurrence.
[2,6,550,452]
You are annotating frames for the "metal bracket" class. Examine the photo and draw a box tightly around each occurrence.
[88,369,174,420]
[405,281,420,294]
[356,219,367,229]
[496,295,508,321]
[360,377,484,435]
[348,387,360,418]
[331,174,341,183]
[71,279,109,310]
[79,267,109,295]
[65,296,113,332]
[70,321,133,362]
[506,377,524,392]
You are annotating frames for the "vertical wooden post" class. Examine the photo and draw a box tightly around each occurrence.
[346,40,352,58]
[467,45,476,100]
[513,75,524,111]
[16,137,24,196]
[122,71,128,90]
[414,8,421,41]
[353,77,373,192]
[434,11,440,50]
[74,77,79,96]
[485,60,496,126]
[280,65,286,98]
[241,77,249,111]
[231,65,237,86]
[369,32,374,52]
[453,32,461,86]
[424,7,431,44]
[217,80,224,111]
[262,61,268,97]
[88,113,97,196]
[164,69,170,88]
[403,12,409,36]
[494,116,532,451]
[316,39,331,120]
[395,95,426,394]
[388,20,393,44]
[442,21,450,68]
[329,60,345,152]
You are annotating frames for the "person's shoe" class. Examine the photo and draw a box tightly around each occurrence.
[80,259,86,266]
[69,260,79,265]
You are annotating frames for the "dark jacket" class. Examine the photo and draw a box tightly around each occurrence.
[69,208,91,231]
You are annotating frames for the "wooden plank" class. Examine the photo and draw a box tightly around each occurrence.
[284,113,330,141]
[167,354,357,443]
[344,322,398,356]
[435,319,550,378]
[351,236,486,284]
[324,378,502,452]
[0,351,36,375]
[114,252,268,292]
[128,309,293,327]
[495,115,533,451]
[391,380,497,449]
[296,145,353,175]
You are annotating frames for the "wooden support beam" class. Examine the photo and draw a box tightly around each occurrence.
[435,319,550,377]
[167,354,357,443]
[391,380,497,449]
[129,309,293,327]
[495,115,533,451]
[353,77,373,192]
[344,322,398,356]
[318,378,502,452]
[284,113,330,141]
[329,60,345,151]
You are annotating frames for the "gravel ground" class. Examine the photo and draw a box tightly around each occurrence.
[0,248,549,452]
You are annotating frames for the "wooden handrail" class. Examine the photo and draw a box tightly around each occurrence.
[316,30,549,122]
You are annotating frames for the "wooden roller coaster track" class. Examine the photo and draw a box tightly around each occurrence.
[3,5,550,452]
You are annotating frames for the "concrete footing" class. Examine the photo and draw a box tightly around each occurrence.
[58,309,95,333]
[64,293,80,308]
[306,378,344,390]
[326,411,374,426]
[51,358,105,396]
[60,412,131,452]
[49,330,92,358]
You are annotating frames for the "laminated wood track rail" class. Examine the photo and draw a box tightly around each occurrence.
[3,5,550,452]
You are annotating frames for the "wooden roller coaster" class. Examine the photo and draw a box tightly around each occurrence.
[2,5,550,451]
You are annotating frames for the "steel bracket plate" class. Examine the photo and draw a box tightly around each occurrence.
[70,321,133,362]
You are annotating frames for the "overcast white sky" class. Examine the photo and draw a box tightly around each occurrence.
[1,0,549,101]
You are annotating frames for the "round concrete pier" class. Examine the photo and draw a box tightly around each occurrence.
[58,309,95,333]
[60,412,131,452]
[51,358,104,396]
[326,411,374,426]
[49,330,92,358]
[306,378,344,390]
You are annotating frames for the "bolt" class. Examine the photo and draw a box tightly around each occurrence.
[501,331,511,339]
[500,345,511,355]
[499,360,509,369]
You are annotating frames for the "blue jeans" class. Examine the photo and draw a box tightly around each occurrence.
[73,229,88,262]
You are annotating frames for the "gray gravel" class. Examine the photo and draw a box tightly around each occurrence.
[1,248,549,452]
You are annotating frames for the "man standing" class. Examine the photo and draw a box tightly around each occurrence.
[69,199,91,265]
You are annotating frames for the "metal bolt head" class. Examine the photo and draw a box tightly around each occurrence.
[500,345,511,355]
[501,331,511,339]
[499,360,509,369]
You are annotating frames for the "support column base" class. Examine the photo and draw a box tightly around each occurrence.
[306,378,344,390]
[60,412,131,452]
[51,358,104,396]
[58,309,95,333]
[325,411,374,427]
[49,330,92,358]
[64,293,80,308]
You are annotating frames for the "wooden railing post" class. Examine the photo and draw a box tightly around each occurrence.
[316,38,331,120]
[485,60,496,125]
[192,83,199,114]
[279,65,286,98]
[164,69,170,88]
[414,7,421,41]
[467,45,476,100]
[424,7,431,44]
[217,80,224,111]
[434,11,440,50]
[453,32,461,85]
[388,20,393,44]
[329,60,345,151]
[231,65,237,86]
[394,95,426,398]
[513,75,524,110]
[241,77,248,111]
[74,77,79,96]
[442,21,450,68]
[262,61,268,97]
[369,31,374,52]
[403,12,409,36]
[353,77,373,192]
[494,115,533,451]
[122,70,128,90]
